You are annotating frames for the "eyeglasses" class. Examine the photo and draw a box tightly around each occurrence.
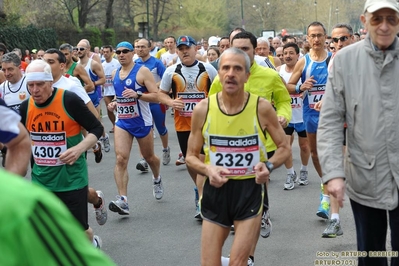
[369,15,399,26]
[75,47,86,51]
[332,36,350,43]
[115,49,131,55]
[308,34,325,39]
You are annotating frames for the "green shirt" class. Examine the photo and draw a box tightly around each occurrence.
[0,169,116,266]
[209,62,292,152]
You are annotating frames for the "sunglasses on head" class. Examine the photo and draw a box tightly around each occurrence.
[370,15,399,26]
[115,49,131,55]
[75,47,86,51]
[332,36,349,43]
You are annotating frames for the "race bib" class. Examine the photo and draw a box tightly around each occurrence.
[290,93,303,109]
[209,134,260,177]
[31,132,67,166]
[105,75,113,87]
[177,92,205,117]
[116,97,139,119]
[308,84,325,109]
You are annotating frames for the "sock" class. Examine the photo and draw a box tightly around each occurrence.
[121,195,128,202]
[300,164,307,171]
[286,167,295,175]
[322,195,330,203]
[331,213,339,221]
[153,176,161,182]
[163,147,169,152]
[93,197,102,208]
[221,256,230,266]
[249,256,254,263]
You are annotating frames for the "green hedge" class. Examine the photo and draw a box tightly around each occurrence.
[0,25,57,51]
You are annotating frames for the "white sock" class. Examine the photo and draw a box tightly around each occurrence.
[221,256,230,266]
[153,176,161,182]
[286,167,295,175]
[121,195,128,202]
[300,164,307,171]
[331,213,339,221]
[322,195,330,203]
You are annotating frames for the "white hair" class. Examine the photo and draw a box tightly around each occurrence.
[26,59,52,75]
[257,37,270,47]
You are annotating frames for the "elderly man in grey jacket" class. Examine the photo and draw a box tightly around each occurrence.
[317,0,399,266]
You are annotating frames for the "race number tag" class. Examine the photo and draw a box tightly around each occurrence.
[116,97,139,119]
[308,84,325,109]
[105,75,113,87]
[208,134,260,177]
[177,92,205,117]
[31,132,67,166]
[290,93,303,109]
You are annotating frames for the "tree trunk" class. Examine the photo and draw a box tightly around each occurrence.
[105,0,114,28]
[78,0,89,28]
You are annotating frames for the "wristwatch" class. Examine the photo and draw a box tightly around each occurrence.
[265,161,274,174]
[136,91,143,99]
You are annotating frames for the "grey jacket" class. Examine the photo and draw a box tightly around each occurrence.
[318,35,399,210]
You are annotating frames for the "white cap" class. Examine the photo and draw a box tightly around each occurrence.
[208,36,219,47]
[364,0,399,13]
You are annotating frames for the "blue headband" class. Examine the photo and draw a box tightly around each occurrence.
[116,41,134,51]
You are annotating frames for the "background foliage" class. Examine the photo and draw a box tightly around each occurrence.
[0,0,365,50]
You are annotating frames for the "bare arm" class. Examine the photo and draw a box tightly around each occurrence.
[137,67,159,103]
[273,56,282,67]
[5,123,31,176]
[258,98,290,167]
[91,53,102,64]
[287,57,305,93]
[74,64,94,93]
[186,99,230,188]
[92,61,105,86]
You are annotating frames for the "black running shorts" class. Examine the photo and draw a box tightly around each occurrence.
[201,178,263,227]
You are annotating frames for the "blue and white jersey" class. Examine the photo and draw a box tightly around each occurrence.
[301,52,331,117]
[135,56,166,83]
[113,64,152,127]
[0,98,21,143]
[0,76,30,113]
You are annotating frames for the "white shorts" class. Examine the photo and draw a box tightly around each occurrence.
[103,86,115,97]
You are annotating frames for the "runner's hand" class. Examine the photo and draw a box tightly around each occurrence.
[206,165,230,188]
[254,162,269,184]
[59,146,84,165]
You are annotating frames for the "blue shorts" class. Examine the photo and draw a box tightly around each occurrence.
[88,91,100,108]
[285,122,307,137]
[150,103,167,136]
[303,114,319,134]
[116,122,152,139]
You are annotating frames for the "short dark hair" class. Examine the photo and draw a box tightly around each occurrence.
[231,31,257,49]
[45,48,66,64]
[283,42,300,54]
[229,27,246,39]
[332,23,353,35]
[307,21,327,35]
[354,32,360,37]
[102,45,113,51]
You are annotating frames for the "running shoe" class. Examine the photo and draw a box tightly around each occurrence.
[298,170,309,185]
[322,219,343,238]
[101,133,111,153]
[93,141,103,163]
[316,201,330,219]
[109,195,130,215]
[260,209,272,238]
[176,152,185,166]
[283,171,297,190]
[136,158,149,172]
[247,257,255,266]
[94,190,107,225]
[93,235,102,249]
[162,147,171,165]
[153,178,164,200]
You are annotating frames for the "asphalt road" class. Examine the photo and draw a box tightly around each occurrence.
[79,104,365,266]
